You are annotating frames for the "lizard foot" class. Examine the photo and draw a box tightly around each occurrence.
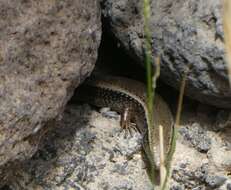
[120,108,138,138]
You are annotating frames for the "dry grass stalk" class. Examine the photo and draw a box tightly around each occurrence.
[175,72,187,128]
[160,70,189,189]
[159,124,166,189]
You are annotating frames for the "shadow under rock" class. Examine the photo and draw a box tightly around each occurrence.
[9,104,94,189]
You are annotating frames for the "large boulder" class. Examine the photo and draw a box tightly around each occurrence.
[0,0,101,185]
[102,0,231,108]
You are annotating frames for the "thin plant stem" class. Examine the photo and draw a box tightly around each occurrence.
[161,69,189,190]
[143,0,156,185]
[159,124,166,188]
[175,72,188,128]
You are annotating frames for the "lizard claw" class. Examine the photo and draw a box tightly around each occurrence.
[120,108,138,138]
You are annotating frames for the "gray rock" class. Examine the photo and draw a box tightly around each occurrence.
[170,184,184,190]
[112,162,129,175]
[191,187,205,190]
[205,175,227,188]
[111,181,133,190]
[0,0,101,186]
[172,167,198,188]
[102,0,231,108]
[214,110,231,131]
[227,183,231,190]
[179,123,211,152]
[172,162,228,189]
[194,164,209,181]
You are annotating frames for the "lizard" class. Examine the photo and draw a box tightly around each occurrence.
[73,74,174,184]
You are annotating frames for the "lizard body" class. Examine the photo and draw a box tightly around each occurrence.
[74,75,174,179]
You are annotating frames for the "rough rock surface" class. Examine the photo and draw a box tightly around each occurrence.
[4,101,231,190]
[0,0,101,185]
[8,104,152,190]
[102,0,231,108]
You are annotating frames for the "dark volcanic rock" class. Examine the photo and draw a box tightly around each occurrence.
[102,0,231,108]
[0,0,101,186]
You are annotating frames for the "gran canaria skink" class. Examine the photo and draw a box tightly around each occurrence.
[74,74,174,182]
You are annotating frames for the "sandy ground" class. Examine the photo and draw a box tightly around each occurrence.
[7,101,231,190]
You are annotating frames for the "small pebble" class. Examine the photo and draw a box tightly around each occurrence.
[100,107,120,119]
[205,175,227,188]
[227,183,231,190]
[179,123,211,152]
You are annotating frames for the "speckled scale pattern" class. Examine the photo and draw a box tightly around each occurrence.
[76,84,147,132]
[74,75,174,158]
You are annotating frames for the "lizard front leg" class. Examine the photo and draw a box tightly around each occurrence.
[120,107,137,136]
